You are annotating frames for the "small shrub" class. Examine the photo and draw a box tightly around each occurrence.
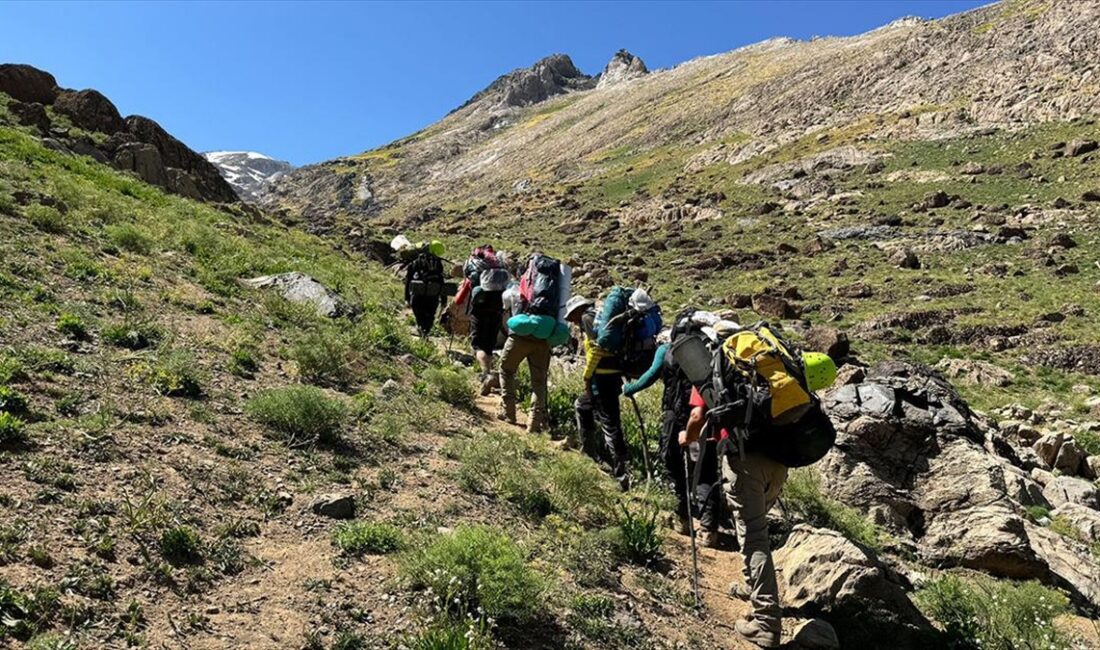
[568,592,645,645]
[23,204,64,233]
[333,521,405,556]
[228,343,260,378]
[331,631,367,650]
[402,525,545,623]
[422,367,475,410]
[1024,505,1050,523]
[246,385,348,447]
[0,582,59,642]
[160,526,204,566]
[406,619,494,650]
[26,632,75,650]
[56,313,88,340]
[783,468,883,550]
[101,320,162,350]
[106,223,152,255]
[147,349,203,398]
[615,501,662,565]
[0,386,29,415]
[289,329,359,387]
[915,574,1070,650]
[0,412,27,445]
[540,453,614,524]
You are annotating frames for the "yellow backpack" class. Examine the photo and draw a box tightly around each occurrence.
[721,324,812,425]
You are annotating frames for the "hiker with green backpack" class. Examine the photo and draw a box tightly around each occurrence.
[572,286,663,492]
[675,322,837,648]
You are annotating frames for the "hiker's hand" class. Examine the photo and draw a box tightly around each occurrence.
[678,429,694,447]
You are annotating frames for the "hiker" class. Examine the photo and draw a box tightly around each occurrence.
[455,245,509,395]
[498,253,570,434]
[402,240,446,337]
[572,287,662,491]
[677,326,838,648]
[623,309,735,547]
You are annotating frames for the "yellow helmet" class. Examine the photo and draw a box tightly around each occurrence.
[802,352,837,392]
[428,240,445,257]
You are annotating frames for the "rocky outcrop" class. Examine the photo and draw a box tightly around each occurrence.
[775,525,938,648]
[0,63,59,104]
[0,64,236,204]
[457,54,594,111]
[54,89,125,134]
[822,362,1100,609]
[596,49,648,89]
[241,272,357,318]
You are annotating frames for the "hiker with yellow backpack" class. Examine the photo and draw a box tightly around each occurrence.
[675,323,837,648]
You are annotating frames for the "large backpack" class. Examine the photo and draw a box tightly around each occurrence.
[464,247,509,309]
[406,247,445,299]
[673,321,835,468]
[595,286,663,379]
[518,254,563,317]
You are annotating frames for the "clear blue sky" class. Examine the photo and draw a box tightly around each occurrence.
[1,0,989,166]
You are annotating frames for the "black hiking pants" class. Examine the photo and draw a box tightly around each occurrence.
[576,374,628,483]
[659,410,722,531]
[410,295,440,336]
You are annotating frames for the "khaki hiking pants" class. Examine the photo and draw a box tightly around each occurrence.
[722,451,788,634]
[499,334,551,433]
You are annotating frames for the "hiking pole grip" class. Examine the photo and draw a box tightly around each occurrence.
[629,395,653,482]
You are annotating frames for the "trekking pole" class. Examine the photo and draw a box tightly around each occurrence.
[628,395,653,483]
[682,448,702,613]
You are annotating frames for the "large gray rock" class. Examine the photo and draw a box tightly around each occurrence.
[1054,438,1086,475]
[822,362,1100,609]
[241,272,357,318]
[8,100,50,133]
[1033,431,1064,468]
[310,493,355,519]
[1042,476,1100,509]
[1027,525,1100,608]
[1051,503,1100,543]
[935,358,1013,387]
[458,54,595,110]
[774,525,938,648]
[125,115,238,203]
[596,49,649,89]
[113,143,168,188]
[0,64,58,104]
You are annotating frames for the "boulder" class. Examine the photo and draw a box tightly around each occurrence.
[54,89,125,134]
[125,115,238,203]
[113,142,168,188]
[8,100,50,132]
[787,618,840,649]
[752,293,797,319]
[889,248,920,269]
[774,525,937,648]
[805,326,850,361]
[1053,438,1086,475]
[165,167,204,201]
[934,358,1014,388]
[0,63,59,104]
[1085,456,1100,480]
[1042,476,1100,509]
[1032,432,1064,469]
[1051,503,1100,543]
[310,493,355,519]
[1027,525,1100,608]
[1067,139,1099,157]
[1049,233,1077,249]
[241,272,357,318]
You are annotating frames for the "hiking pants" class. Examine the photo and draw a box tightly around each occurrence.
[659,416,721,530]
[575,392,603,461]
[410,295,440,335]
[581,373,626,482]
[722,452,788,634]
[499,334,550,433]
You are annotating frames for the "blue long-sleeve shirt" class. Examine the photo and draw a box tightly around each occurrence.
[622,343,669,397]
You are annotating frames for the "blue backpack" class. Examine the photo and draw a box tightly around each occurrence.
[595,286,663,378]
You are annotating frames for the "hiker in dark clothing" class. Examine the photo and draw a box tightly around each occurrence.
[567,296,631,491]
[455,245,508,394]
[403,240,446,337]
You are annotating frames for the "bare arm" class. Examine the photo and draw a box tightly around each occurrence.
[679,406,706,447]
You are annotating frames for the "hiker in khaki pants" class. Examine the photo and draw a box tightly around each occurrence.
[497,333,550,433]
[681,386,788,648]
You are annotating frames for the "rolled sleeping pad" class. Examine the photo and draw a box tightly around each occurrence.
[533,313,557,340]
[507,313,539,336]
[547,321,571,347]
[556,263,572,324]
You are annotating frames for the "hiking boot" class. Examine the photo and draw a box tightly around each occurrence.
[671,513,691,536]
[617,473,632,492]
[480,373,500,397]
[700,529,720,548]
[496,406,517,425]
[727,580,750,601]
[735,617,780,648]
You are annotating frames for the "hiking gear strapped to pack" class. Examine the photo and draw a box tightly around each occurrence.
[802,352,838,392]
[594,287,663,379]
[676,321,836,468]
[405,245,446,300]
[461,245,510,310]
[518,253,563,316]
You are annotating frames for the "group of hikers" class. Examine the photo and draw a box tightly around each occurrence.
[398,238,839,648]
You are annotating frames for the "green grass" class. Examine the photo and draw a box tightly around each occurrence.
[333,521,405,556]
[915,574,1071,650]
[421,367,476,411]
[783,468,884,550]
[614,500,662,565]
[159,526,204,566]
[55,312,88,340]
[401,525,546,624]
[0,411,27,444]
[246,385,348,447]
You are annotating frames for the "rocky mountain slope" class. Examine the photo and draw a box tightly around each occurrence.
[0,64,236,203]
[204,151,293,202]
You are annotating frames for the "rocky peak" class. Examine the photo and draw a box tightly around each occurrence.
[204,151,293,203]
[596,49,648,89]
[456,53,595,112]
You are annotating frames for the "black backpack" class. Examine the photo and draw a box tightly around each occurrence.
[519,254,562,316]
[406,249,445,300]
